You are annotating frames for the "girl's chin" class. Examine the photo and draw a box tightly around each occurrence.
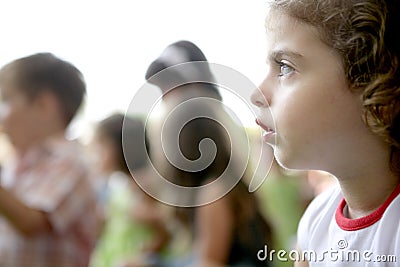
[262,131,276,144]
[273,147,302,171]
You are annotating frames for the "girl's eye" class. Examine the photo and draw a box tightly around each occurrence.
[278,62,294,77]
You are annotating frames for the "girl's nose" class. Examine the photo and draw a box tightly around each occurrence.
[251,88,266,108]
[251,78,271,108]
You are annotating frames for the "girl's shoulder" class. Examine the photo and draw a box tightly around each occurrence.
[297,183,342,249]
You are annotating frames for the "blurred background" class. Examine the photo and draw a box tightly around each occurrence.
[0,1,336,266]
[0,0,269,139]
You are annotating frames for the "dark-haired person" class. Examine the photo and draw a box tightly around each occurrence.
[90,114,170,267]
[0,53,102,266]
[146,41,274,267]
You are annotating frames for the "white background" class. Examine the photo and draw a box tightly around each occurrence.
[0,0,269,138]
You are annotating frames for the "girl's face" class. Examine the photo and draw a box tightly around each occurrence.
[92,134,118,175]
[251,11,365,171]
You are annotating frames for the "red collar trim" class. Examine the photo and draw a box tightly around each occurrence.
[335,183,400,231]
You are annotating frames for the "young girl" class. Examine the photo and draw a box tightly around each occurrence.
[251,1,400,266]
[90,114,170,267]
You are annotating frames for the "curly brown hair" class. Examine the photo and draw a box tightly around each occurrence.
[270,0,400,174]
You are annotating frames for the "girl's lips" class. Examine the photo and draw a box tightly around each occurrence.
[255,118,276,143]
[255,118,275,133]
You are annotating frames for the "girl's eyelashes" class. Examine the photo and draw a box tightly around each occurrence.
[279,63,294,77]
[274,59,295,77]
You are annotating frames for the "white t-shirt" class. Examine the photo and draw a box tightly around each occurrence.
[297,183,400,266]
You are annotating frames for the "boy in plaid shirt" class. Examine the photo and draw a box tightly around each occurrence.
[0,53,102,267]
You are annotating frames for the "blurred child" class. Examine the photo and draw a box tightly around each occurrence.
[89,113,170,267]
[251,1,400,266]
[0,53,101,266]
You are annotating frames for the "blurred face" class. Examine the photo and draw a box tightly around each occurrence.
[92,134,119,175]
[251,11,365,171]
[0,85,40,151]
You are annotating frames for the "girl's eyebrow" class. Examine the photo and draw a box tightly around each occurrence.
[268,50,303,61]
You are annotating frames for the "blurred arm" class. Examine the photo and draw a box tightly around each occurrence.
[130,194,170,252]
[0,186,51,237]
[195,195,233,265]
